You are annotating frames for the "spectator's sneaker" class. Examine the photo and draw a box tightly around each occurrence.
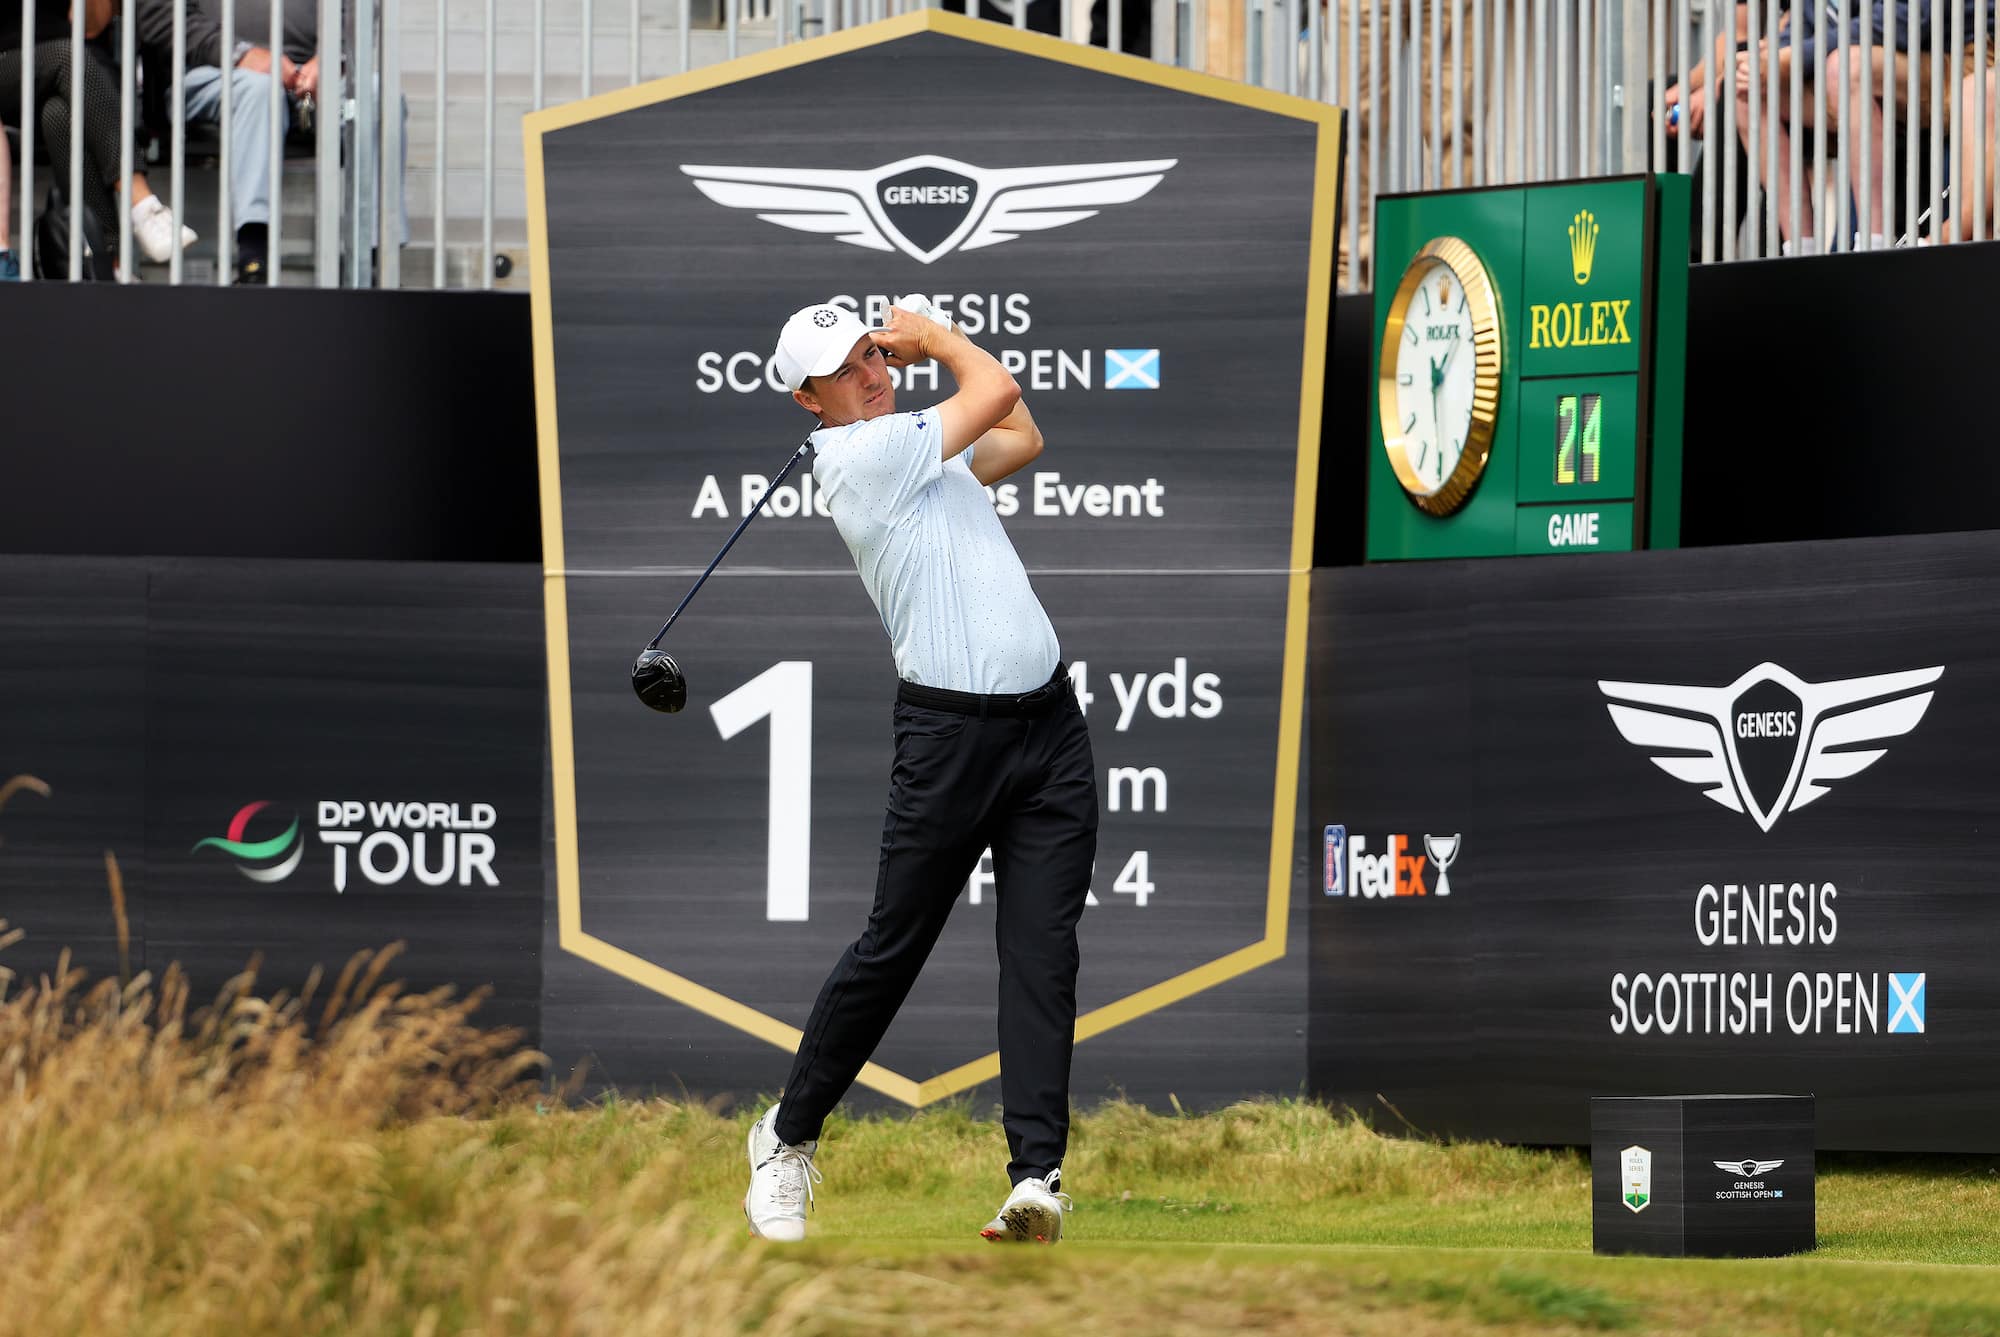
[131,195,196,263]
[979,1168,1072,1243]
[0,248,19,281]
[743,1105,819,1242]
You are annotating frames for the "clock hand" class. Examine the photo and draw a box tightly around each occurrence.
[1441,332,1467,377]
[1429,380,1440,468]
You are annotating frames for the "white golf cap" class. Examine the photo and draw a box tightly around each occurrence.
[773,303,876,392]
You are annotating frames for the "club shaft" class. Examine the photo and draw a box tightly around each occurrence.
[645,443,811,649]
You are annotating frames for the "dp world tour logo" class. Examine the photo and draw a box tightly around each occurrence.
[191,801,303,883]
[1599,662,1943,832]
[680,154,1177,264]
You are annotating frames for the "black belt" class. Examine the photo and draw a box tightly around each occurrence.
[897,664,1071,718]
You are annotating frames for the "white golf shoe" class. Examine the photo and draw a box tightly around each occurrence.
[743,1104,820,1242]
[979,1168,1072,1243]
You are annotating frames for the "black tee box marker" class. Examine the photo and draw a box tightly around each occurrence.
[1591,1095,1816,1258]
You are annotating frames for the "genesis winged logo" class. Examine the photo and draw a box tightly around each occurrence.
[1599,662,1943,832]
[679,154,1177,264]
[191,800,303,882]
[1714,1159,1784,1177]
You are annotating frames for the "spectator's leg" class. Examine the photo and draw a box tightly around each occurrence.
[1334,0,1372,287]
[39,40,159,254]
[1835,43,1890,243]
[0,51,28,264]
[185,64,285,225]
[77,43,159,208]
[34,54,122,247]
[1764,100,1810,242]
[0,126,12,253]
[55,44,153,209]
[0,129,17,278]
[187,64,286,281]
[1943,67,1995,242]
[1745,44,1812,244]
[1986,69,1999,241]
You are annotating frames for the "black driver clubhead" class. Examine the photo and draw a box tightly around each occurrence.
[632,648,688,714]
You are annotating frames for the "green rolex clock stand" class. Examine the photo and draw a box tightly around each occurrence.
[1366,174,1690,561]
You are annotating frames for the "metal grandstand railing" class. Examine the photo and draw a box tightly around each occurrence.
[4,0,1995,289]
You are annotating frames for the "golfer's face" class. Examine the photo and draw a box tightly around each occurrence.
[812,336,895,425]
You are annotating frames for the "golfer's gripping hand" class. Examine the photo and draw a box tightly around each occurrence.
[872,303,1023,460]
[869,304,955,368]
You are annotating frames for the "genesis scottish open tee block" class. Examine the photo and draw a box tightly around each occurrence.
[1592,1095,1816,1258]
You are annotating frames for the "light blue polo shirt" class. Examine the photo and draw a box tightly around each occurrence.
[810,409,1059,694]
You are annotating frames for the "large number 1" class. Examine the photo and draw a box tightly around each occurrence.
[710,661,813,921]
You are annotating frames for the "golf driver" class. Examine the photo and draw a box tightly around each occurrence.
[631,439,812,713]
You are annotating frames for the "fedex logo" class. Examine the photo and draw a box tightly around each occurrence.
[1324,826,1459,898]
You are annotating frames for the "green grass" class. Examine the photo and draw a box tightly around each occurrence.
[493,1095,2000,1335]
[672,1096,2000,1259]
[3,934,1996,1335]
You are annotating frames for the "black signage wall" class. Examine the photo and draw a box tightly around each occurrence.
[528,14,1341,1109]
[0,559,149,984]
[1308,530,2000,1152]
[0,558,545,1039]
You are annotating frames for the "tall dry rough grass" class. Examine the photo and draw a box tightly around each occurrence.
[0,927,867,1336]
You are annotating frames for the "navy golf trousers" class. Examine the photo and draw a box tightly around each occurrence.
[774,665,1098,1185]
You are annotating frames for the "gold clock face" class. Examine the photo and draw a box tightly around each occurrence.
[1378,237,1503,518]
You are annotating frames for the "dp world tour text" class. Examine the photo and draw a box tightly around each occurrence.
[316,801,499,892]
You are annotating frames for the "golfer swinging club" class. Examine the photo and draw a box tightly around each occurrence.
[743,297,1099,1243]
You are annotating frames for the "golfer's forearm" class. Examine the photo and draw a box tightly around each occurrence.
[994,395,1039,442]
[969,398,1043,486]
[930,328,1021,461]
[931,329,1020,423]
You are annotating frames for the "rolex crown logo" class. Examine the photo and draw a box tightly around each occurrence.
[1436,276,1451,306]
[1569,209,1599,285]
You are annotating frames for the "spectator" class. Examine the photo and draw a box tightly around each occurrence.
[939,0,1061,37]
[1,0,194,272]
[1939,65,1997,240]
[1667,3,1983,250]
[1089,0,1148,55]
[939,0,1145,59]
[1333,0,1515,289]
[1740,2,1983,249]
[1662,2,1755,142]
[134,0,317,284]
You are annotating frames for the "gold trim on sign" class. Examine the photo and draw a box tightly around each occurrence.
[1377,235,1502,519]
[525,13,1341,1106]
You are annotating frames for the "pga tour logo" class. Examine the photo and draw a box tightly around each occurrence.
[681,154,1177,264]
[1600,662,1942,832]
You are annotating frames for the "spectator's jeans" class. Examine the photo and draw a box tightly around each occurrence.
[182,64,288,228]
